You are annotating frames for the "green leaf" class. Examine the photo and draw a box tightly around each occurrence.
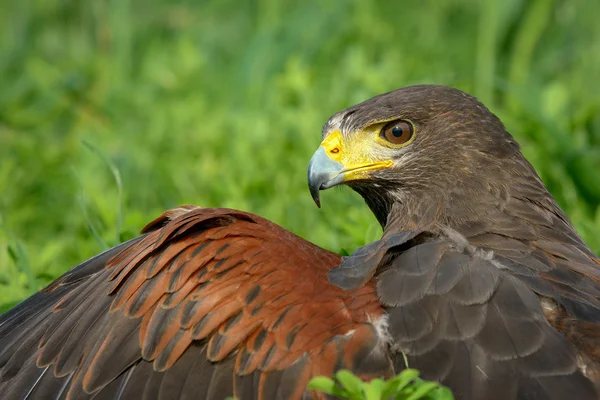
[335,370,365,397]
[403,381,440,400]
[383,369,420,396]
[307,376,336,393]
[307,376,348,397]
[362,379,384,400]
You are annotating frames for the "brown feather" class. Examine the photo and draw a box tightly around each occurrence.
[0,207,386,399]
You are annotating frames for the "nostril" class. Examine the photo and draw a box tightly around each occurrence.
[330,148,340,154]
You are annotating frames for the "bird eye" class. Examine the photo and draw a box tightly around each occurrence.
[380,120,414,145]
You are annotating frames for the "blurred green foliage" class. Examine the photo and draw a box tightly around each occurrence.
[1,0,599,308]
[308,369,454,400]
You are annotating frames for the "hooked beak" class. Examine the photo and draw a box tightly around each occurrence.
[307,146,345,208]
[307,130,394,207]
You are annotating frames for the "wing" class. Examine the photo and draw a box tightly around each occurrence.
[329,162,600,400]
[0,206,392,400]
[332,231,599,400]
[377,239,599,400]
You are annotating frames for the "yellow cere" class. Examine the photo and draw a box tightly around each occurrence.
[319,129,394,181]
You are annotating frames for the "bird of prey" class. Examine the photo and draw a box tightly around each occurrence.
[1,85,599,400]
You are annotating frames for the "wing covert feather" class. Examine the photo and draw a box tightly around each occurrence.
[0,206,390,399]
[374,240,598,399]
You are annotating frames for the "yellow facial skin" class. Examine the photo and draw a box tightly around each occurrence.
[308,121,413,206]
[318,128,394,182]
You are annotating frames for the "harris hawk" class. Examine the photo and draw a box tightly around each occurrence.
[1,85,600,400]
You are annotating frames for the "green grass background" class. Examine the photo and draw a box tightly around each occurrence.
[1,0,599,311]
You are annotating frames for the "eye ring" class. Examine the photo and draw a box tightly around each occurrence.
[379,120,414,146]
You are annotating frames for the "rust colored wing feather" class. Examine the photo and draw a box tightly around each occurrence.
[0,206,391,400]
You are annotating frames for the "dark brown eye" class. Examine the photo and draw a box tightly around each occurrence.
[380,120,414,145]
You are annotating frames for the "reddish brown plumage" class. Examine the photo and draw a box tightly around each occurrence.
[0,206,389,400]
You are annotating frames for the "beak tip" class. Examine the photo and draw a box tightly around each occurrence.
[309,185,322,208]
[313,196,321,208]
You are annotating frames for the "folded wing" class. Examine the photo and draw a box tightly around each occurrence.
[0,206,391,400]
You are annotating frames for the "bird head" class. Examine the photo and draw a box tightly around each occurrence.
[308,85,537,230]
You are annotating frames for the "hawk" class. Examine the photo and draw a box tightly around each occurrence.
[1,85,598,399]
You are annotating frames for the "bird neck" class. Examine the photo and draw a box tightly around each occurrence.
[380,193,443,238]
[377,155,590,257]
